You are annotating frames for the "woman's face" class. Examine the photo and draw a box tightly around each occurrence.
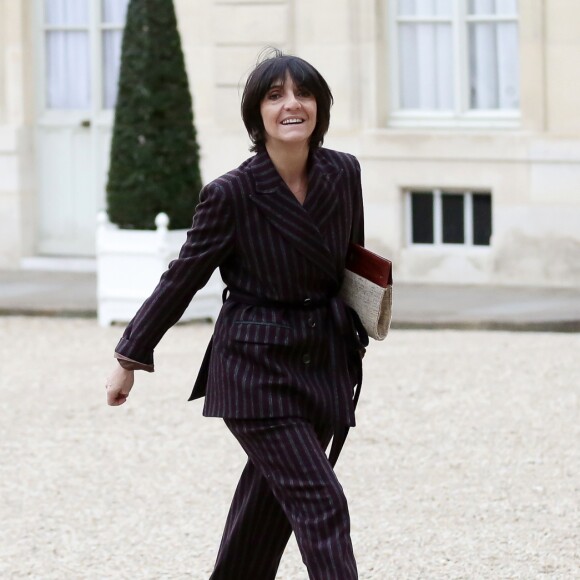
[260,72,317,149]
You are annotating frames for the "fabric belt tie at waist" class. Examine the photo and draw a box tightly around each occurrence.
[227,288,327,311]
[225,287,369,467]
[226,288,367,340]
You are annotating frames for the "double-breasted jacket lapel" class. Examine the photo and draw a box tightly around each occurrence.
[248,149,343,284]
[302,149,343,231]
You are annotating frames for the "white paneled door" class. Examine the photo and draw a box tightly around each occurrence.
[36,0,129,256]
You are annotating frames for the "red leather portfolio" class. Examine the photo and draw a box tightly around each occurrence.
[345,244,393,288]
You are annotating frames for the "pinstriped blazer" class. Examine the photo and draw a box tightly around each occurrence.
[115,147,365,427]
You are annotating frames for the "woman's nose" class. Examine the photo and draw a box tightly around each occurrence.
[284,92,301,109]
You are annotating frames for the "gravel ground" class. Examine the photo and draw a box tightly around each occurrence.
[0,317,578,580]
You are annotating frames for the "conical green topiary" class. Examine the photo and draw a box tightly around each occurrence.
[106,0,201,230]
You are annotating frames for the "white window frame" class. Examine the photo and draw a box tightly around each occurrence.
[389,0,520,129]
[36,0,127,126]
[405,189,492,248]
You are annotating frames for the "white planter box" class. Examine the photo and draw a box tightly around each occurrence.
[96,211,224,327]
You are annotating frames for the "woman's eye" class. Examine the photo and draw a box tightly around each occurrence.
[268,92,281,100]
[298,89,312,97]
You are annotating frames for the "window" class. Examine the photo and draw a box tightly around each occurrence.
[44,0,91,109]
[407,189,492,246]
[42,0,130,110]
[391,0,519,125]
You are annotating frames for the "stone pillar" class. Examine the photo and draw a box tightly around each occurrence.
[0,0,34,268]
[293,0,367,154]
[211,0,291,125]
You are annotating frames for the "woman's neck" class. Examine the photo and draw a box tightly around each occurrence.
[265,142,310,196]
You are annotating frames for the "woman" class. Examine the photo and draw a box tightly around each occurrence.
[106,50,367,579]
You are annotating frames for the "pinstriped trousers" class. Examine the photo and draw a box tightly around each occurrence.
[209,416,357,580]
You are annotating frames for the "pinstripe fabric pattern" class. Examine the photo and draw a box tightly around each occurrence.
[211,416,357,580]
[115,147,365,429]
[210,457,292,578]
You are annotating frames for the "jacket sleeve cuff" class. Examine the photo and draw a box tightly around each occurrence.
[114,352,155,373]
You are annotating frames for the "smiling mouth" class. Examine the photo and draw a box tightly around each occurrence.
[281,118,305,125]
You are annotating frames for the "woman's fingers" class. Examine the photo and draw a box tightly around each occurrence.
[105,364,135,406]
[108,393,127,406]
[106,382,131,406]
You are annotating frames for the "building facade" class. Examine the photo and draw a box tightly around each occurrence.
[1,0,579,287]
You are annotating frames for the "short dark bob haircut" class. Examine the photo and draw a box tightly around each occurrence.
[241,49,334,152]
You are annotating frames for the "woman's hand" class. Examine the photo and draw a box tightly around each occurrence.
[106,364,135,406]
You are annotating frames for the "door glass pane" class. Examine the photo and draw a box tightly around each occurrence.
[398,0,416,14]
[473,193,492,245]
[399,23,453,109]
[102,0,129,109]
[45,0,89,26]
[469,0,518,14]
[102,0,130,24]
[45,31,91,109]
[468,0,495,14]
[411,192,434,243]
[442,194,464,243]
[495,0,518,14]
[103,30,123,108]
[399,0,453,16]
[469,22,519,109]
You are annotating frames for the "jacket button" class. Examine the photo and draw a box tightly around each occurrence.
[303,297,312,306]
[302,353,311,365]
[308,317,316,328]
